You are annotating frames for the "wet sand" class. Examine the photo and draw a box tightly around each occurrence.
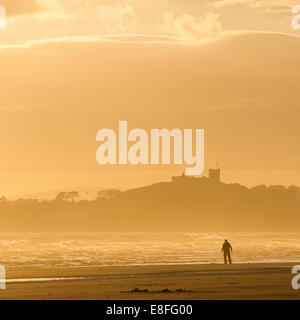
[1,263,300,300]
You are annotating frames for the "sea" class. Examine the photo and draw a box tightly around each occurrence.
[0,232,300,269]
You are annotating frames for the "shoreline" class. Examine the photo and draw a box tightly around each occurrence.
[1,262,300,300]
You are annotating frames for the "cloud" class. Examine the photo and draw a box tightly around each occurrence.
[213,0,298,10]
[158,12,223,41]
[1,0,41,16]
[97,5,136,33]
[0,34,184,53]
[1,0,62,17]
[3,1,138,30]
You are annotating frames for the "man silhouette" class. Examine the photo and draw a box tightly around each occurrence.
[221,240,233,264]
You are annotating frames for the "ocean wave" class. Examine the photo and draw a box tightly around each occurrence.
[0,232,300,268]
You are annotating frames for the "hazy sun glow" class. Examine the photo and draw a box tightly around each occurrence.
[0,0,299,198]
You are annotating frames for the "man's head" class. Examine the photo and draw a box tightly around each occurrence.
[225,239,228,242]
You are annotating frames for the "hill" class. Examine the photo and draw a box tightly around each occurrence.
[0,175,299,232]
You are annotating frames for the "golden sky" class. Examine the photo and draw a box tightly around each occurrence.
[0,0,299,197]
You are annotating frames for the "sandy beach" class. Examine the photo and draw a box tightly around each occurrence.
[0,263,299,300]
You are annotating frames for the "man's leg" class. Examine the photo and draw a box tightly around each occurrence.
[228,252,232,264]
[224,253,227,264]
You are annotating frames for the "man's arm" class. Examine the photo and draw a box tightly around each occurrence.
[230,244,233,252]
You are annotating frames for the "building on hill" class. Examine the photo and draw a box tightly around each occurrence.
[171,172,195,183]
[172,168,221,183]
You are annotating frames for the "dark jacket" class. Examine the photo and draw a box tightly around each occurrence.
[222,242,232,253]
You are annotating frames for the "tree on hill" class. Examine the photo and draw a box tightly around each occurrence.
[56,191,79,202]
[97,189,121,200]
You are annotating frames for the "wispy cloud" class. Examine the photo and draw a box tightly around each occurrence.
[158,12,223,42]
[3,29,299,54]
[2,0,62,17]
[97,5,136,33]
[213,0,298,10]
[0,34,185,53]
